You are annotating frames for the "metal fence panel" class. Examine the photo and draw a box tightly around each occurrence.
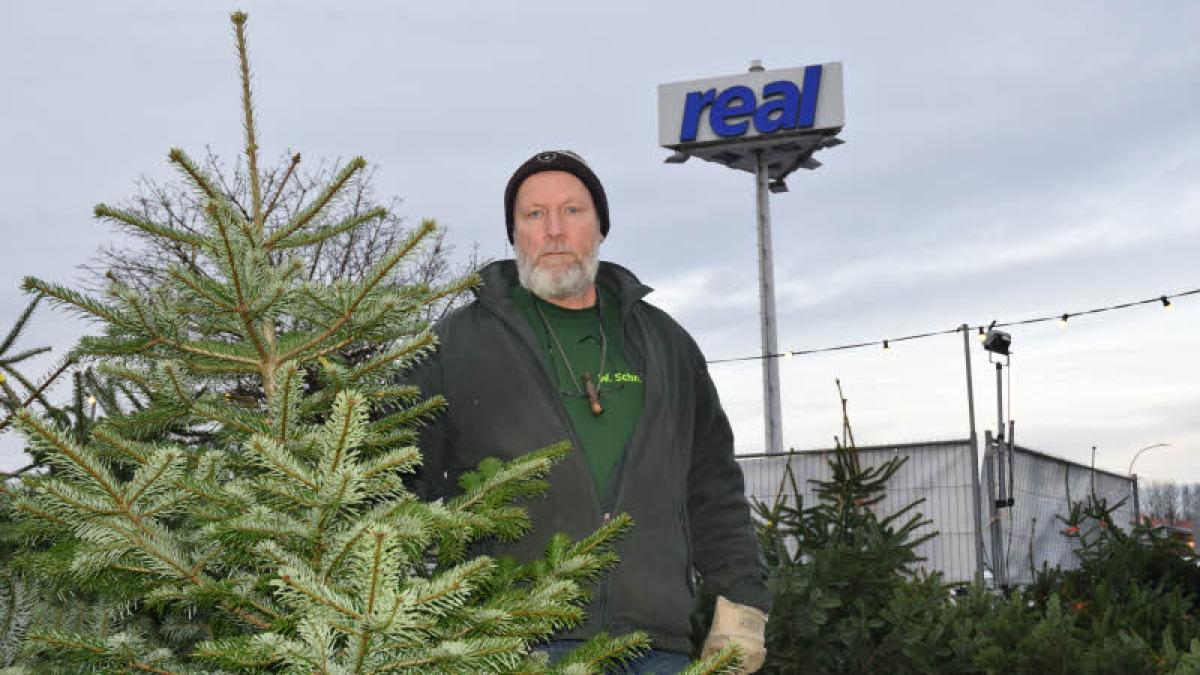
[988,446,1135,585]
[737,440,980,584]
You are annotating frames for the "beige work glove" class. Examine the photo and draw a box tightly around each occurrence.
[701,595,768,674]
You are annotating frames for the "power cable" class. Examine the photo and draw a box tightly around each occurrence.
[706,287,1199,365]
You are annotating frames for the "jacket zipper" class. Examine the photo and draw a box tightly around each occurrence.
[595,310,653,632]
[484,296,614,632]
[482,281,655,639]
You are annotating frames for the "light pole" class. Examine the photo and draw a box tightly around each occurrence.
[1128,443,1171,476]
[980,327,1012,587]
[1128,442,1171,522]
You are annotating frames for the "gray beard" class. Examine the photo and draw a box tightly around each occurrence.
[516,244,601,302]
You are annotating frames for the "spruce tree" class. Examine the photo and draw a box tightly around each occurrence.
[0,12,751,673]
[753,382,940,674]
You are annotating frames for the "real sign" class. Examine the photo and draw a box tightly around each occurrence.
[658,63,844,149]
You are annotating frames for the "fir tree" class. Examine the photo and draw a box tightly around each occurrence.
[0,12,751,673]
[753,381,940,674]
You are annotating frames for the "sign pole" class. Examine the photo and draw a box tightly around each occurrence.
[755,149,784,455]
[657,59,844,455]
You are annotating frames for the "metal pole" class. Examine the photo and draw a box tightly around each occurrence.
[755,149,784,455]
[1091,445,1097,498]
[961,325,984,585]
[1132,474,1140,525]
[984,430,1005,587]
[994,363,1006,506]
[995,362,1004,445]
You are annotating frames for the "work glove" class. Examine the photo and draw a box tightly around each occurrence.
[701,595,768,674]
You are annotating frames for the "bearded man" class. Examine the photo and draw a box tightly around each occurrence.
[409,150,769,674]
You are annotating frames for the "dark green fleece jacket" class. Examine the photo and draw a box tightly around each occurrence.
[408,260,769,654]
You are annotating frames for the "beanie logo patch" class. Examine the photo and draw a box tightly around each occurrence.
[536,152,558,163]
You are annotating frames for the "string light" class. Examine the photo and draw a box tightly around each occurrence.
[706,287,1198,365]
[87,395,97,405]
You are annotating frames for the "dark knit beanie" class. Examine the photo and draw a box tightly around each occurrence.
[504,150,609,243]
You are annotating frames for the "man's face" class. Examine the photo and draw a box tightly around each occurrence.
[512,170,603,301]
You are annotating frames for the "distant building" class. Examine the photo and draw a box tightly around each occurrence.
[1146,518,1196,548]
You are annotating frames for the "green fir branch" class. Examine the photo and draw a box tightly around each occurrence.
[0,363,55,417]
[166,148,221,204]
[165,266,236,312]
[549,631,652,674]
[370,394,445,438]
[264,157,368,249]
[0,295,43,357]
[94,204,208,249]
[22,278,128,328]
[347,332,436,383]
[12,409,125,507]
[245,434,317,491]
[317,390,368,480]
[269,204,387,251]
[230,11,265,238]
[276,219,436,363]
[679,644,743,675]
[0,346,51,368]
[268,361,304,442]
[1,569,34,667]
[206,199,272,363]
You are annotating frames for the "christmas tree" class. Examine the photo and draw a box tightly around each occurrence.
[753,381,939,674]
[1,13,752,673]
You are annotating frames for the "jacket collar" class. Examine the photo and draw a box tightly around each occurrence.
[474,259,653,319]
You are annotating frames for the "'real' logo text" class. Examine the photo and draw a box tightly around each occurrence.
[678,64,823,143]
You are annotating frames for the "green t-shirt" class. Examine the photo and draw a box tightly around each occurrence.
[511,284,645,504]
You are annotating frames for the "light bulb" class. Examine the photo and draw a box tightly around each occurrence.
[1059,313,1069,327]
[1162,296,1172,311]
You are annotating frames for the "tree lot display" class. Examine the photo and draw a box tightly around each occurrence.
[7,9,1199,675]
[0,13,744,674]
[753,435,1200,674]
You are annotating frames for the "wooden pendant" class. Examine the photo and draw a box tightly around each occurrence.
[583,373,604,416]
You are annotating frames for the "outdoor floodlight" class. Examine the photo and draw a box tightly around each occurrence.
[983,329,1012,356]
[768,179,788,193]
[663,151,690,164]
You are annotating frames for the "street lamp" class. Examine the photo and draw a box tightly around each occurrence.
[1128,443,1171,476]
[1128,442,1171,523]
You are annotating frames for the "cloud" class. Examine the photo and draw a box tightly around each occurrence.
[646,136,1200,335]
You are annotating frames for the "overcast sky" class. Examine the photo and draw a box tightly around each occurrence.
[2,2,1198,483]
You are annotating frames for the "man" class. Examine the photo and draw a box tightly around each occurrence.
[410,150,769,673]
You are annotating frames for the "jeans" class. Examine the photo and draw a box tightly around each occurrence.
[537,639,692,674]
